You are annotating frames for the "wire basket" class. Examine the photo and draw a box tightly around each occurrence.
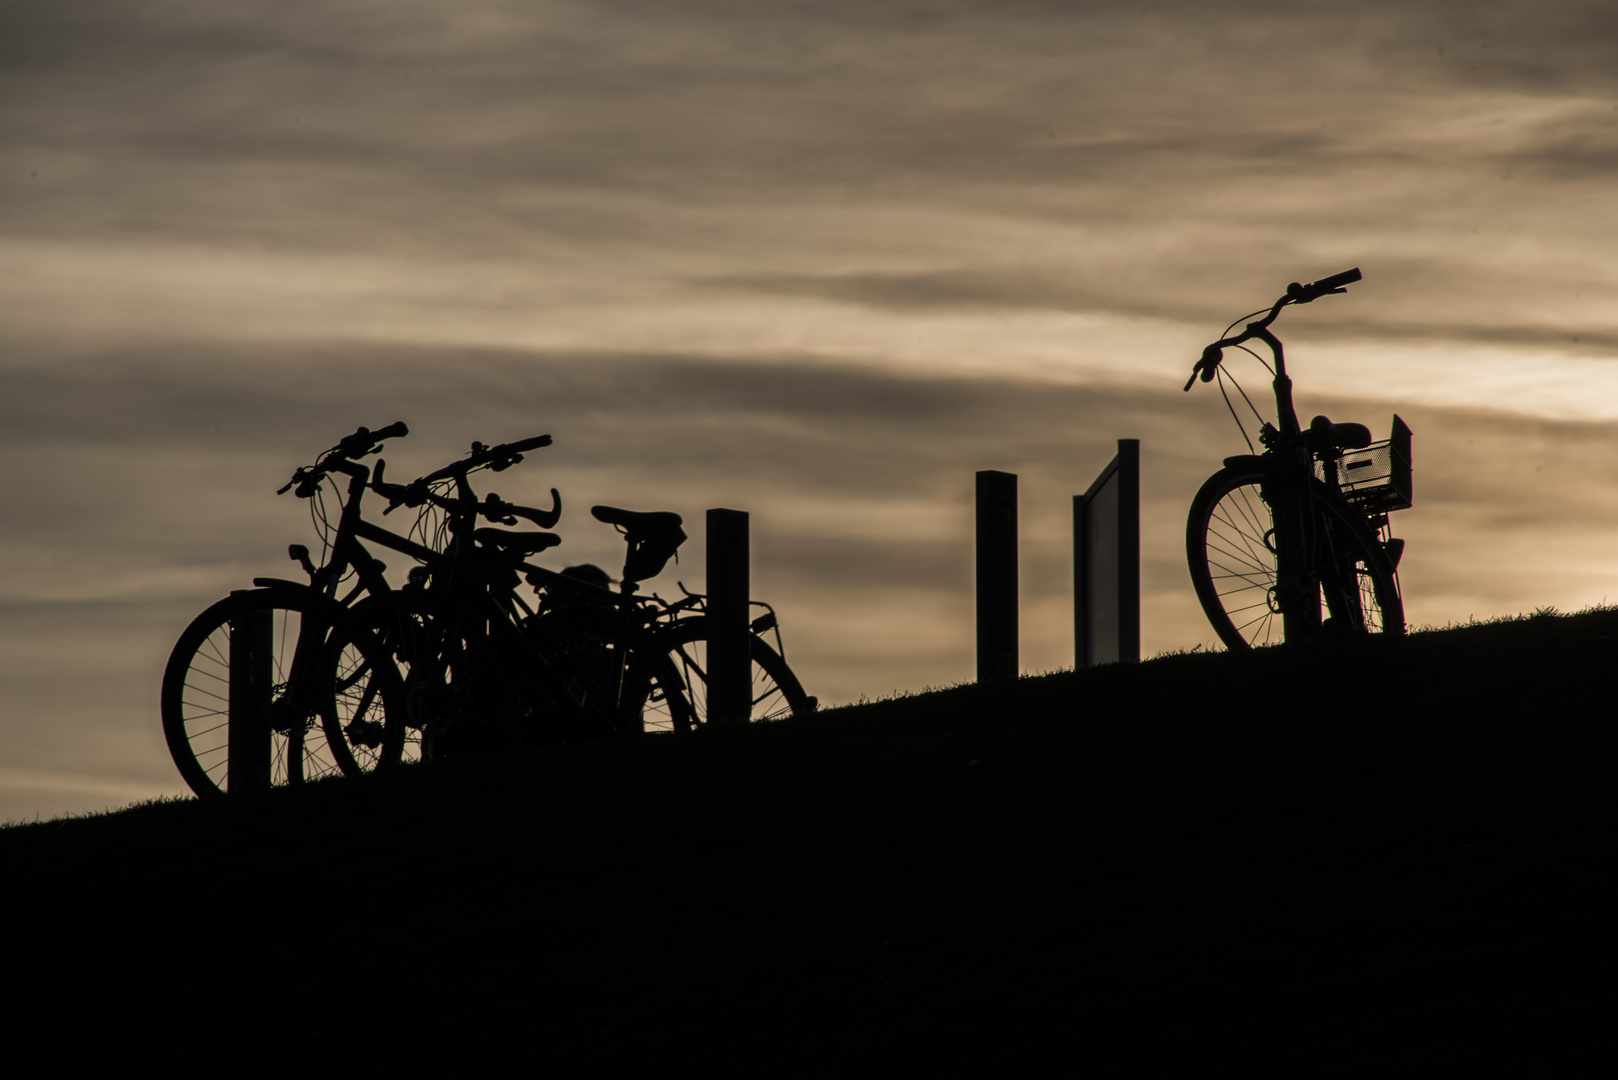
[1317,414,1413,513]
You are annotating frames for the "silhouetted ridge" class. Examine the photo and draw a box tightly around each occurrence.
[7,610,1618,1073]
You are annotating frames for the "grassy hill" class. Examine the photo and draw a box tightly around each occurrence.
[6,611,1617,1074]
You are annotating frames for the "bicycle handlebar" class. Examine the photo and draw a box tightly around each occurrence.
[418,434,553,484]
[333,421,409,460]
[1183,269,1360,391]
[372,457,562,528]
[278,421,411,496]
[1286,267,1361,304]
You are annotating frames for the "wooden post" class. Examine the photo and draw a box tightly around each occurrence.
[975,470,1018,682]
[1075,439,1140,668]
[706,508,751,724]
[227,599,273,792]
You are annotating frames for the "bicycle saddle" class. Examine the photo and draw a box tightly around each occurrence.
[1304,415,1372,453]
[591,506,684,532]
[473,528,562,555]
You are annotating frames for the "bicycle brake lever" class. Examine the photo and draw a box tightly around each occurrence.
[1185,346,1222,391]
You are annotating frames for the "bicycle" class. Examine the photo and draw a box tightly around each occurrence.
[359,476,816,758]
[162,423,817,794]
[160,424,560,795]
[544,504,817,733]
[161,423,416,795]
[1182,268,1413,650]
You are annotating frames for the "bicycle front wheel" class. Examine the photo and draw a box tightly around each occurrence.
[1187,465,1403,651]
[160,588,407,797]
[655,616,815,729]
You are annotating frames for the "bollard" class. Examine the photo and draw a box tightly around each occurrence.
[976,470,1018,682]
[227,599,273,792]
[706,508,751,724]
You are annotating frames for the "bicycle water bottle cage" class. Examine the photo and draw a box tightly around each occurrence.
[1304,415,1372,454]
[592,506,687,584]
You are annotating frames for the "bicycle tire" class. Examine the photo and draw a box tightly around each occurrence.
[160,588,407,797]
[1187,464,1403,651]
[355,591,533,761]
[516,602,695,736]
[654,615,815,728]
[357,591,638,759]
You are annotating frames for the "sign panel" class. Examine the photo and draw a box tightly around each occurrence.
[1075,440,1140,668]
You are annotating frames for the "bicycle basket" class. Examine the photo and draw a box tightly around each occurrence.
[1317,414,1413,513]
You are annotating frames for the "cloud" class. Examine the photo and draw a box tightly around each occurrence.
[8,0,1618,821]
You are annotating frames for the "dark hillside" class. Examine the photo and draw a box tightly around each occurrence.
[7,612,1618,1074]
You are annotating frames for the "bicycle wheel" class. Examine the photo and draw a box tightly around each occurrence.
[1314,486,1404,640]
[520,603,695,737]
[359,590,619,759]
[357,591,527,760]
[654,615,815,729]
[1187,465,1403,651]
[160,588,407,797]
[322,611,423,774]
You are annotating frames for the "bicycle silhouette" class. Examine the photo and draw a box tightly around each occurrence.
[1183,269,1413,650]
[160,424,813,796]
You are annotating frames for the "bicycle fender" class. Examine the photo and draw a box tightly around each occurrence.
[1221,454,1268,470]
[251,577,316,593]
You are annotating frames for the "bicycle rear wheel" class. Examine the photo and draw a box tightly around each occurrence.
[360,591,629,759]
[160,588,407,797]
[1187,465,1403,651]
[520,603,695,737]
[655,615,815,729]
[1315,488,1404,640]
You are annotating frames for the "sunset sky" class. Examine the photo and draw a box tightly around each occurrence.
[5,0,1618,821]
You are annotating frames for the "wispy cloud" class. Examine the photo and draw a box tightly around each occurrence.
[6,0,1618,818]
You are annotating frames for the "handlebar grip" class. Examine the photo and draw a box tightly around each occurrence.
[373,479,412,501]
[1286,267,1361,304]
[1311,267,1361,292]
[478,489,561,528]
[498,434,552,455]
[509,489,562,529]
[335,421,410,459]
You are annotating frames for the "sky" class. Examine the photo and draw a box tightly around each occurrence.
[4,0,1618,822]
